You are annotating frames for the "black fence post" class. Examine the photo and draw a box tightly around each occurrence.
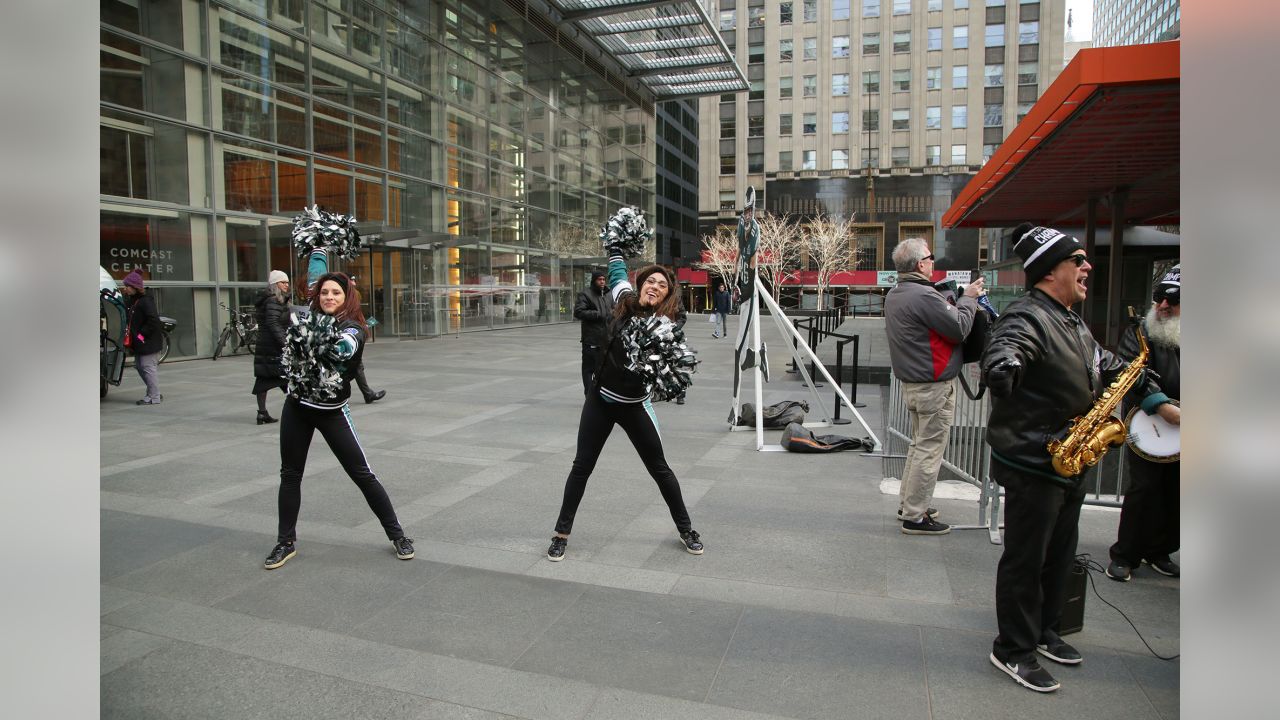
[851,334,865,408]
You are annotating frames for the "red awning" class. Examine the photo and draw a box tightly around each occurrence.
[942,42,1179,229]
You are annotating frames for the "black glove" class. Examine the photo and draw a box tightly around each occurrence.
[985,357,1022,398]
[1137,366,1162,388]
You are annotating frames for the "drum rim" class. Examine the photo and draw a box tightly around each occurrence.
[1123,402,1180,464]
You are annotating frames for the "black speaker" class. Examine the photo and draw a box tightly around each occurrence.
[1059,557,1088,636]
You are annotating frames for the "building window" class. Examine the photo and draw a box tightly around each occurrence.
[928,27,943,51]
[779,150,793,170]
[749,43,765,64]
[721,154,736,173]
[863,109,879,131]
[803,75,818,96]
[892,69,911,91]
[1018,61,1037,85]
[984,64,1004,87]
[748,152,764,172]
[780,1,793,24]
[986,0,1005,5]
[985,24,1005,47]
[953,65,968,88]
[750,79,764,100]
[863,70,880,93]
[749,7,766,27]
[749,115,765,137]
[984,103,1003,126]
[720,190,737,210]
[862,147,880,167]
[833,0,851,20]
[804,0,818,22]
[892,108,910,130]
[926,145,942,165]
[780,39,794,61]
[929,0,943,10]
[780,113,794,135]
[951,144,967,164]
[833,36,850,58]
[832,149,850,169]
[955,0,969,7]
[954,26,969,48]
[803,112,817,134]
[926,66,942,89]
[1018,21,1039,44]
[863,32,880,55]
[893,30,911,53]
[863,0,880,18]
[894,0,911,15]
[833,111,850,133]
[952,104,968,128]
[802,150,817,170]
[926,106,941,129]
[804,38,818,60]
[892,146,909,166]
[720,11,735,30]
[780,76,794,98]
[721,118,736,138]
[1017,102,1033,122]
[983,143,999,162]
[833,73,850,96]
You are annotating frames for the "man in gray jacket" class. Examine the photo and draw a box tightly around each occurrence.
[884,238,983,535]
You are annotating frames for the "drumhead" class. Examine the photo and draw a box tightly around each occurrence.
[1125,408,1179,463]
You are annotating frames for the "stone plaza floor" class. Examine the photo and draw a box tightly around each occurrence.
[100,318,1179,719]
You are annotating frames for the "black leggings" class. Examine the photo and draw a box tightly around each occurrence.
[554,392,692,535]
[277,399,404,544]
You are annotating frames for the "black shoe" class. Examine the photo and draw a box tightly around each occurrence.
[364,389,387,404]
[675,396,686,405]
[547,536,567,562]
[1146,556,1180,577]
[1106,560,1132,582]
[1036,639,1083,665]
[393,537,415,560]
[256,410,278,425]
[990,653,1060,692]
[264,542,296,570]
[901,517,950,535]
[898,507,940,520]
[678,530,704,555]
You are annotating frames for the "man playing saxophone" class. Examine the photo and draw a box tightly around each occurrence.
[981,223,1159,693]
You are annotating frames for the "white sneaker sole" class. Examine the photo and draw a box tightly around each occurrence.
[1105,567,1131,582]
[1036,645,1083,665]
[679,536,704,555]
[264,548,296,570]
[989,653,1060,693]
[547,553,565,562]
[901,526,950,535]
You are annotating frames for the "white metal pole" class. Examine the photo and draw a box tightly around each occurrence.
[752,267,765,450]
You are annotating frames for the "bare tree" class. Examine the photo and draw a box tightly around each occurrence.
[754,211,804,302]
[695,223,739,288]
[805,213,857,310]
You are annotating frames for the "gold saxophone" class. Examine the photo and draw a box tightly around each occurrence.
[1046,309,1148,477]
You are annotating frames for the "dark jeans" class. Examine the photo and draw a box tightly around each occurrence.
[554,392,692,535]
[992,461,1086,663]
[581,345,602,394]
[1110,451,1180,566]
[354,362,374,397]
[277,399,404,544]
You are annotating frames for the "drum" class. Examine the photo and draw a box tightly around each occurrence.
[1124,404,1180,463]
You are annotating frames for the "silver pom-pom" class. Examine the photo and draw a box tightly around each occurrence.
[618,315,699,402]
[281,312,346,402]
[291,205,363,259]
[598,206,650,259]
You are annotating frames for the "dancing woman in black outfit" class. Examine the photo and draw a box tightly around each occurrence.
[547,254,703,561]
[264,272,413,569]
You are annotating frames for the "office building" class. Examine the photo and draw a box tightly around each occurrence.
[1093,0,1179,47]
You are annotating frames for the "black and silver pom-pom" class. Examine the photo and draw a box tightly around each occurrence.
[619,315,699,402]
[598,206,650,259]
[281,312,346,402]
[291,205,363,259]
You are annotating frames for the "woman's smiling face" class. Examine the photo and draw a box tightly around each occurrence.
[318,280,346,315]
[639,271,669,307]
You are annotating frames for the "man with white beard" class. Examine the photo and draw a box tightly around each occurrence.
[1107,264,1181,581]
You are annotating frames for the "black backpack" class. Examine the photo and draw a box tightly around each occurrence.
[781,423,872,453]
[734,400,808,428]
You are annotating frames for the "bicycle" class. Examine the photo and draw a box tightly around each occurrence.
[212,302,259,360]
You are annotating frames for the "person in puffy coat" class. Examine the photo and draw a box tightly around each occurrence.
[251,270,291,424]
[122,270,163,405]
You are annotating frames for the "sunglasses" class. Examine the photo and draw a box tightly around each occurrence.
[1066,254,1088,267]
[920,254,935,262]
[1153,291,1180,306]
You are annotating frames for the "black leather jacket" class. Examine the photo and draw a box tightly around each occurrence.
[573,285,612,347]
[981,289,1155,484]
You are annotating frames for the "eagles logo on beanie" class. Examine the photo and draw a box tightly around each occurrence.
[1011,222,1084,289]
[1156,264,1180,300]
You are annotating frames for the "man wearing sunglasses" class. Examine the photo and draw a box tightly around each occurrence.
[980,223,1161,693]
[1107,264,1181,582]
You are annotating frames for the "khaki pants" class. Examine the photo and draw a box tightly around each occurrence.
[898,380,956,522]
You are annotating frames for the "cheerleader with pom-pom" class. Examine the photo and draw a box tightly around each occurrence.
[547,211,702,562]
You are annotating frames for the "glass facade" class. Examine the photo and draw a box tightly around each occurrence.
[101,0,657,357]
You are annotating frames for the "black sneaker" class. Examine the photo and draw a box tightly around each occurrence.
[989,653,1060,692]
[364,390,387,404]
[1106,560,1132,582]
[264,542,296,570]
[897,507,940,520]
[901,517,950,535]
[393,537,415,560]
[678,530,704,555]
[547,536,567,562]
[1146,556,1180,577]
[1036,639,1083,665]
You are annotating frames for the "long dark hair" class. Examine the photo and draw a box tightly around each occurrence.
[612,264,681,322]
[309,272,367,329]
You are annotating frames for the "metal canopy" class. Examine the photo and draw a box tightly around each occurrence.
[942,42,1180,229]
[547,0,747,100]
